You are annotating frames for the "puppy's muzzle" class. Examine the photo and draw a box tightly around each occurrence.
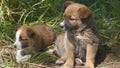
[59,21,65,29]
[13,44,17,48]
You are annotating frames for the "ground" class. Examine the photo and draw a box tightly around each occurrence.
[0,45,120,68]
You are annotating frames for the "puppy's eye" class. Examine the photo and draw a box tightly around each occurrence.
[20,36,28,41]
[22,38,28,40]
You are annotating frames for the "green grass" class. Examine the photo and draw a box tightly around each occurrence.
[0,0,120,67]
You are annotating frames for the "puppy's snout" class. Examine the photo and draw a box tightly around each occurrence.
[59,21,65,28]
[59,24,64,28]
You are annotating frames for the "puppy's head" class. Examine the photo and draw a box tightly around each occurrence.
[60,1,91,31]
[13,26,35,50]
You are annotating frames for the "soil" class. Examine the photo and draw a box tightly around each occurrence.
[0,45,120,68]
[46,53,120,68]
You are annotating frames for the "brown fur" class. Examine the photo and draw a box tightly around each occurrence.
[54,1,99,68]
[16,24,56,55]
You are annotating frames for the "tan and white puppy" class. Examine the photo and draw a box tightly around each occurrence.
[13,24,56,62]
[54,1,99,68]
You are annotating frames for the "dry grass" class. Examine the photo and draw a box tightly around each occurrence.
[0,45,57,68]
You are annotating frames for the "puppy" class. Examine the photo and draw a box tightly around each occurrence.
[13,24,55,62]
[54,34,85,66]
[54,1,99,68]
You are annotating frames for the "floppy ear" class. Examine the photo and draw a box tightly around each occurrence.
[26,28,34,37]
[78,6,91,19]
[63,1,74,11]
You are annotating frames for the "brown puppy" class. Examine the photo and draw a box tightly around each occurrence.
[13,24,55,62]
[54,1,99,68]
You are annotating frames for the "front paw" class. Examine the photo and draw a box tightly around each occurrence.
[75,58,85,66]
[61,62,74,68]
[56,59,65,65]
[61,64,73,68]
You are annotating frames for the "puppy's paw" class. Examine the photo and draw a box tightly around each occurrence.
[60,66,69,68]
[75,58,85,65]
[45,49,54,54]
[61,62,74,68]
[55,59,65,65]
[16,50,31,62]
[61,65,73,68]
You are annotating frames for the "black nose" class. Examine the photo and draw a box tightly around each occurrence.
[14,45,16,48]
[59,24,64,28]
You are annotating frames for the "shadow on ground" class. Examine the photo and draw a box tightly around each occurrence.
[95,45,111,66]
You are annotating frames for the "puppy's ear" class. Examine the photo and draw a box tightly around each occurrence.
[78,6,91,19]
[63,1,74,11]
[26,28,34,37]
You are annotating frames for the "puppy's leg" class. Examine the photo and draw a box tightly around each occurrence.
[56,55,66,65]
[63,33,75,68]
[54,33,67,65]
[54,42,67,65]
[86,43,98,68]
[63,39,74,68]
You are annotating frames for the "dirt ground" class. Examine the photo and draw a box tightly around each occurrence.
[0,45,120,68]
[46,54,120,68]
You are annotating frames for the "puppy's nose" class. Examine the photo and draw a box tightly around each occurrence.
[59,24,64,28]
[13,45,16,48]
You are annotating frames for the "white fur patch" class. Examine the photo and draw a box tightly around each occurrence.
[14,29,22,50]
[45,49,54,54]
[60,21,65,27]
[16,50,31,62]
